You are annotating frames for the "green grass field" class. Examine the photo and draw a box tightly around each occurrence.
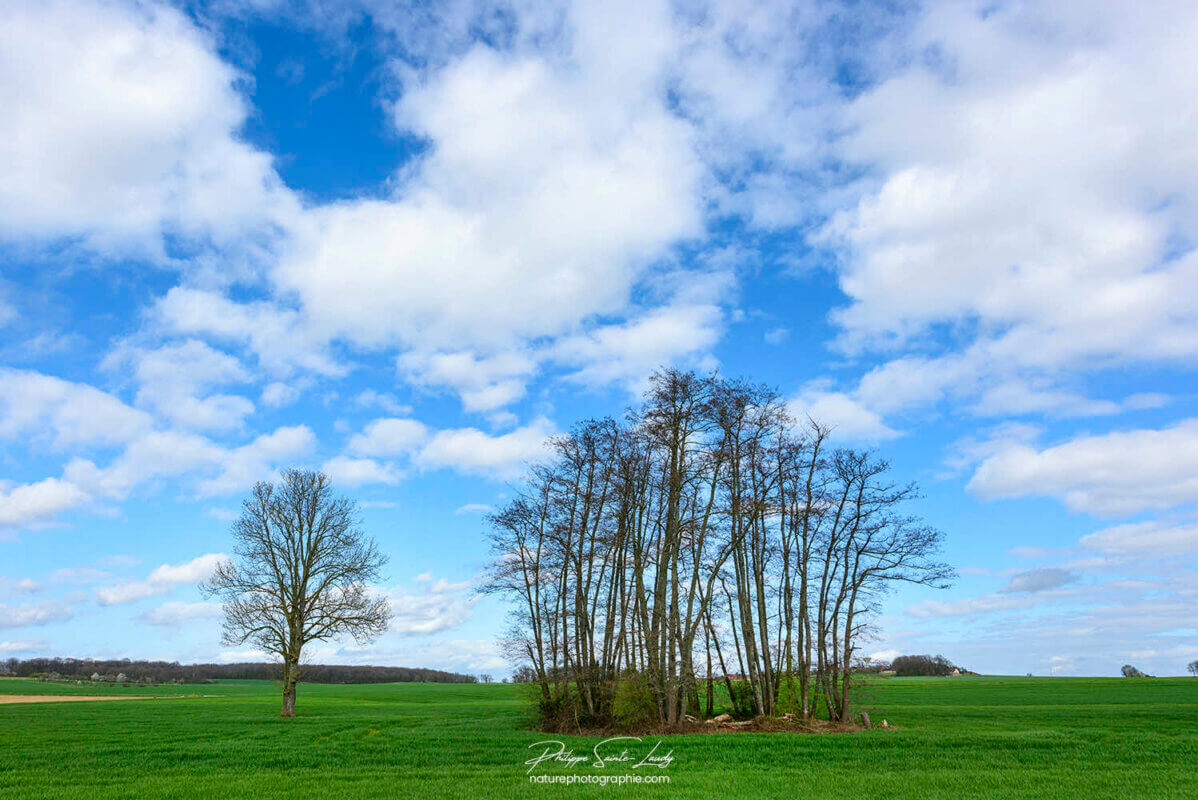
[1,675,1196,799]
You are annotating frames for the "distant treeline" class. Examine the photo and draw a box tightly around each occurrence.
[3,658,477,684]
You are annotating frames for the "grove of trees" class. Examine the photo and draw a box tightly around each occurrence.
[890,654,960,676]
[482,368,953,730]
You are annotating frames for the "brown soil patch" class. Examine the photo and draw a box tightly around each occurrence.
[0,694,161,705]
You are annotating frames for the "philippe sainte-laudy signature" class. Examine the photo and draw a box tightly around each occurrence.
[524,737,676,774]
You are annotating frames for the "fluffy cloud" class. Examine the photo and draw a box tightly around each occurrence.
[274,37,702,351]
[147,554,226,584]
[320,456,401,487]
[94,553,226,606]
[1,421,317,532]
[384,575,477,636]
[815,1,1198,418]
[245,5,716,401]
[92,582,173,607]
[2,0,741,412]
[105,340,254,432]
[787,384,900,443]
[260,382,300,408]
[63,424,314,500]
[0,0,295,255]
[398,351,536,413]
[4,369,550,530]
[0,478,89,531]
[852,353,1167,426]
[152,288,342,377]
[968,419,1198,515]
[339,415,555,481]
[353,391,411,415]
[347,418,429,458]
[415,418,556,479]
[552,301,723,391]
[0,349,319,531]
[64,431,224,501]
[196,426,316,495]
[0,368,150,450]
[0,600,74,628]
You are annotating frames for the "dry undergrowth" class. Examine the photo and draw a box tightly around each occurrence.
[544,715,896,736]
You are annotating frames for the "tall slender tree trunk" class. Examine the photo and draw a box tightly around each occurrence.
[703,622,715,718]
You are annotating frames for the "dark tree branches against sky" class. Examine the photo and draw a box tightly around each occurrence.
[203,469,391,716]
[482,368,953,729]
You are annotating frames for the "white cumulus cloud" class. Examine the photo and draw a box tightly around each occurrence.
[968,419,1198,515]
[95,552,226,606]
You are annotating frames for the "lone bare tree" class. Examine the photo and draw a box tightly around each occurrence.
[1187,660,1198,677]
[202,469,391,716]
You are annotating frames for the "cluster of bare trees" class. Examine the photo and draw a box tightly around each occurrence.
[483,369,952,729]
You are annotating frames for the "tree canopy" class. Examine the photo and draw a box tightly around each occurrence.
[203,469,391,716]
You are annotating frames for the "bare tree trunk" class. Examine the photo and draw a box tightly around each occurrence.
[703,621,714,718]
[281,660,298,717]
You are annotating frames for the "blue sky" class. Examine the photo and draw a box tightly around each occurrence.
[2,0,1196,677]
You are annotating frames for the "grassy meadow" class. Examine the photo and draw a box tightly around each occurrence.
[1,675,1196,799]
